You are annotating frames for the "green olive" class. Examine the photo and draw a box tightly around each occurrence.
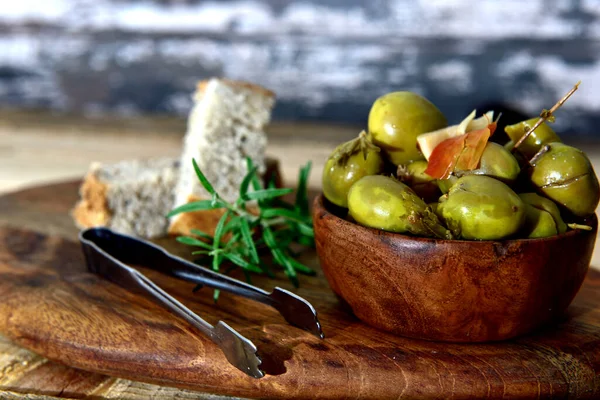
[437,176,458,194]
[505,118,561,158]
[521,205,558,239]
[428,202,441,219]
[519,193,567,238]
[397,160,440,202]
[368,91,447,166]
[438,175,525,240]
[530,142,600,217]
[348,175,451,239]
[322,131,385,208]
[462,142,521,184]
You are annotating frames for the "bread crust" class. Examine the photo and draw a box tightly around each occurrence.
[72,166,112,228]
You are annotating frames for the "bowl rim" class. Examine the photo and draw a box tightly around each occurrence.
[314,193,598,245]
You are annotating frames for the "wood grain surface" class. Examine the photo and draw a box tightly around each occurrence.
[1,182,600,399]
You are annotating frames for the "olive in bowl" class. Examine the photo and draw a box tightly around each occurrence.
[313,194,597,342]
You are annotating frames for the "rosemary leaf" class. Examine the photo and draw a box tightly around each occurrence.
[225,230,241,244]
[222,252,263,274]
[262,225,299,287]
[177,236,213,250]
[243,187,294,201]
[223,215,242,235]
[295,161,312,215]
[193,158,216,195]
[190,229,214,241]
[296,223,315,238]
[287,256,317,275]
[213,210,231,247]
[212,250,222,272]
[239,165,258,198]
[167,199,222,217]
[239,218,260,264]
[246,157,262,191]
[297,235,315,247]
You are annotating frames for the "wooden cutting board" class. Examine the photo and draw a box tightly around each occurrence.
[1,182,600,399]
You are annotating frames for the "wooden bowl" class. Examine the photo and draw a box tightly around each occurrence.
[313,194,597,342]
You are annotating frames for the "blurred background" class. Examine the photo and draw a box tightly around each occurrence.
[1,0,599,134]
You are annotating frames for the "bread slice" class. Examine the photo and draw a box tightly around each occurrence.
[169,78,275,236]
[72,157,180,238]
[72,156,281,238]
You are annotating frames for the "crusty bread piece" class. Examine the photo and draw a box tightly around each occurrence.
[169,78,275,236]
[72,158,179,238]
[73,155,282,238]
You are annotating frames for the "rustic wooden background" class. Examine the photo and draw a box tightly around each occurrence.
[1,0,600,137]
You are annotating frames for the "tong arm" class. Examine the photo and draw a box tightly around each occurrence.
[80,229,265,378]
[80,228,323,338]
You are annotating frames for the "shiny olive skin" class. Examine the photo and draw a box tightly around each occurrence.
[322,136,385,208]
[530,142,600,217]
[505,118,561,158]
[519,192,567,238]
[438,175,526,240]
[399,160,440,202]
[368,91,447,165]
[437,175,458,194]
[521,204,558,238]
[467,142,520,184]
[348,175,451,238]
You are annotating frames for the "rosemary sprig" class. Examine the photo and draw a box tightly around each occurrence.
[167,158,315,300]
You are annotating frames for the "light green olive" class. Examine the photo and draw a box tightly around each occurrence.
[530,142,600,217]
[465,142,520,184]
[437,175,458,194]
[521,205,558,238]
[368,91,447,165]
[397,160,440,202]
[348,175,451,239]
[505,118,561,158]
[322,132,385,208]
[438,175,525,240]
[519,193,567,238]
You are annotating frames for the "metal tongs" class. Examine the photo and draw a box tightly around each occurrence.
[79,227,323,379]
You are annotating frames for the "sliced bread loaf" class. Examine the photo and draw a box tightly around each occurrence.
[169,78,275,236]
[72,157,179,238]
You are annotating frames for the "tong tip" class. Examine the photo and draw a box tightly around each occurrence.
[271,287,325,339]
[214,321,265,379]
